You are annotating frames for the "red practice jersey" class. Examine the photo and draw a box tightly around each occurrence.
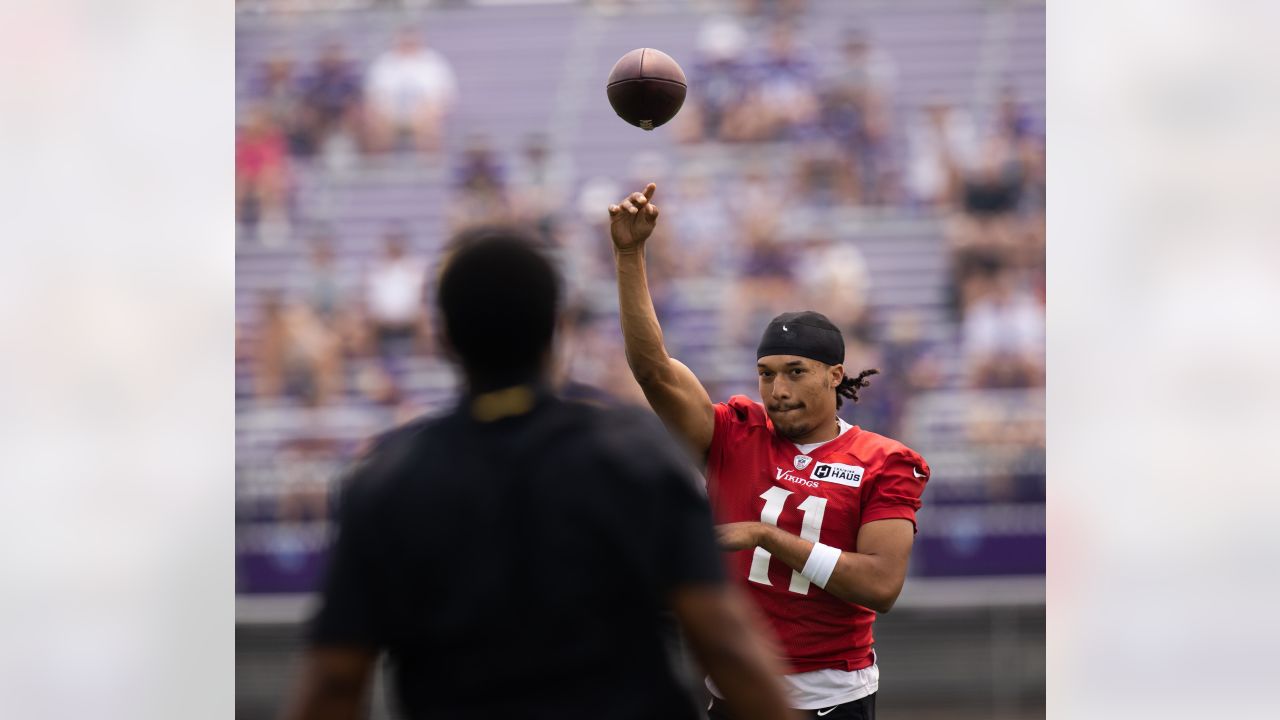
[706,395,930,674]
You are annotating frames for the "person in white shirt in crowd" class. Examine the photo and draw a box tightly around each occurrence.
[962,268,1044,388]
[364,27,458,155]
[364,224,430,359]
[906,95,979,209]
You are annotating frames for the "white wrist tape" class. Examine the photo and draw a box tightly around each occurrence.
[800,542,842,589]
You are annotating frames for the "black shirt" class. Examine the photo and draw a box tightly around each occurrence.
[310,387,725,719]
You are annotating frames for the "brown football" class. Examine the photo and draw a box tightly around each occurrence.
[606,48,687,131]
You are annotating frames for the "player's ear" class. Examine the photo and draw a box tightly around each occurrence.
[831,363,845,388]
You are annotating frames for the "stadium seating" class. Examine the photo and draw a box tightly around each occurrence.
[236,0,1046,588]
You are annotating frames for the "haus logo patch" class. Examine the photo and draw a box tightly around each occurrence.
[811,461,865,487]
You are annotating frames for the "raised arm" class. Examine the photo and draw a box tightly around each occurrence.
[609,183,716,456]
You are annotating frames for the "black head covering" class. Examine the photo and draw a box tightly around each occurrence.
[756,311,844,366]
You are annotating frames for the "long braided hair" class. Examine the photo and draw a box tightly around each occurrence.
[836,368,879,409]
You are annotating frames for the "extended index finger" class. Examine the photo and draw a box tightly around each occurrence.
[642,182,657,201]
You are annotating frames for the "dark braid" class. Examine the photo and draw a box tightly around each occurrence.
[835,368,879,409]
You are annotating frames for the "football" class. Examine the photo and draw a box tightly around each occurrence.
[605,48,687,131]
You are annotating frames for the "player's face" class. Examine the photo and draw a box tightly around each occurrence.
[757,355,842,440]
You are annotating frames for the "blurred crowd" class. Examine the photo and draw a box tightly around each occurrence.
[672,12,1046,394]
[236,15,1045,408]
[237,27,457,243]
[237,1,1046,580]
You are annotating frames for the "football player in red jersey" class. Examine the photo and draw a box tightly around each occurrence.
[608,184,930,720]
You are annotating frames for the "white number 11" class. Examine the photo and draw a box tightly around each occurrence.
[746,487,828,594]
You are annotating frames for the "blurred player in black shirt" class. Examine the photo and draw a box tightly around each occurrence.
[283,228,796,720]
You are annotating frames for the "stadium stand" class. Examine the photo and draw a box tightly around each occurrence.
[236,2,1045,716]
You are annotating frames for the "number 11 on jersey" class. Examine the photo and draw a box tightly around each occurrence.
[747,487,828,594]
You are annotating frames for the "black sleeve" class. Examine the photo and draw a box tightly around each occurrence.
[654,447,727,591]
[308,459,386,648]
